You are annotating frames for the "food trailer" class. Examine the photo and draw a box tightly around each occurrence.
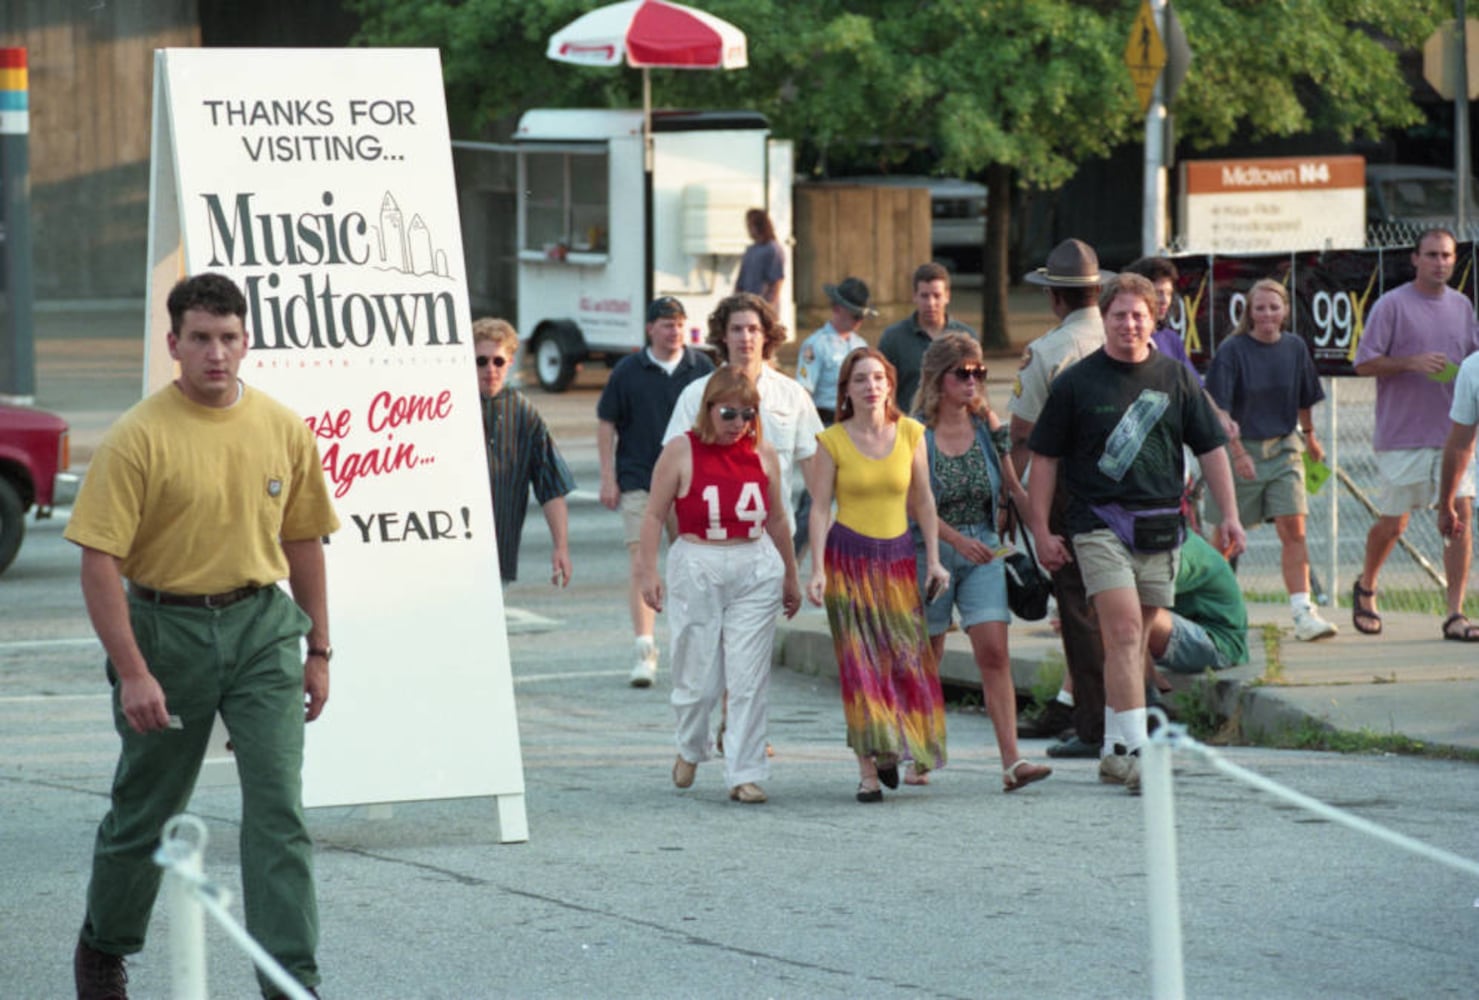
[513,108,793,390]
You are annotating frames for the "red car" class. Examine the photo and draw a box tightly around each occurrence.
[0,403,79,574]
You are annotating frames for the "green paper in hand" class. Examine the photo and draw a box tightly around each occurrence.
[1303,452,1331,495]
[1429,361,1460,384]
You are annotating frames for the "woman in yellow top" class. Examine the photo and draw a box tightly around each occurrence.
[806,349,951,802]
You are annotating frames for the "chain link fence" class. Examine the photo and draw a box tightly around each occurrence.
[1182,219,1475,620]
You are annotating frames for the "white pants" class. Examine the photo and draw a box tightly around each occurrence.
[667,536,783,788]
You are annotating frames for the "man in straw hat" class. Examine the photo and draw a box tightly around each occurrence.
[1007,239,1113,759]
[796,277,876,425]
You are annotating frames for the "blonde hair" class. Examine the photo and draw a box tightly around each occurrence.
[915,333,990,425]
[693,368,764,446]
[472,317,519,352]
[1230,279,1289,337]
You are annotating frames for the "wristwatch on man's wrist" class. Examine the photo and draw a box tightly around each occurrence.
[307,645,334,662]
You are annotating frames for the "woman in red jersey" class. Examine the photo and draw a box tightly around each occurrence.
[638,368,801,804]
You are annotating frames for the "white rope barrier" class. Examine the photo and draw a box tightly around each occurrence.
[1142,708,1479,1000]
[153,815,317,1000]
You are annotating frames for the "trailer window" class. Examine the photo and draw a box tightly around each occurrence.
[521,149,609,257]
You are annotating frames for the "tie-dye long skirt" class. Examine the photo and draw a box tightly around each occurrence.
[823,522,946,771]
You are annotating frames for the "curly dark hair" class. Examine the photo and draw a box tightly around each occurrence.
[706,292,787,361]
[167,273,247,334]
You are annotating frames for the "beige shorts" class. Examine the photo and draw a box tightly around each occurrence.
[1072,528,1179,608]
[1375,448,1475,516]
[619,490,650,547]
[620,490,679,547]
[1234,434,1305,524]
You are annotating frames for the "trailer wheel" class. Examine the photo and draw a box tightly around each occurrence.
[532,323,581,393]
[0,477,25,576]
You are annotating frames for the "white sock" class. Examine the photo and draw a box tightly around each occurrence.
[1121,708,1149,753]
[1055,689,1075,708]
[1290,592,1312,614]
[1102,708,1122,757]
[636,635,656,657]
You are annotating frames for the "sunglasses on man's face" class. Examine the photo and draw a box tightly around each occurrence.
[950,365,988,382]
[716,406,758,422]
[476,355,509,368]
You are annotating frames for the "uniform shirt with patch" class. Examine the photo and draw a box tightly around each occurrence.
[1007,307,1105,424]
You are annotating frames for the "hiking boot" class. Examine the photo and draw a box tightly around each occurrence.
[1098,744,1142,795]
[1016,699,1075,739]
[1292,607,1337,642]
[74,938,128,1000]
[628,637,659,687]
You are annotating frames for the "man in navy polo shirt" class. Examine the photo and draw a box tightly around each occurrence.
[599,297,715,687]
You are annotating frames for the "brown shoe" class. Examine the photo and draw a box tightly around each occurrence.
[672,755,697,789]
[729,782,767,803]
[74,938,128,1000]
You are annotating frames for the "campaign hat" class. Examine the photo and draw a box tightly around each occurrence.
[1023,238,1114,287]
[822,277,879,318]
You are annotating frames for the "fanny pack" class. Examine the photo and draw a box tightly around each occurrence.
[1089,502,1185,553]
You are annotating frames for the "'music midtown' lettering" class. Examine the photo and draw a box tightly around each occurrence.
[201,189,461,349]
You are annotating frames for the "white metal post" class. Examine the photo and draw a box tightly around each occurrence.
[1143,724,1186,1000]
[157,815,210,1000]
[1141,0,1170,256]
[1325,378,1339,604]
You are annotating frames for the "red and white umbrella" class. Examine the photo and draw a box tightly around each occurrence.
[547,0,748,166]
[547,0,747,70]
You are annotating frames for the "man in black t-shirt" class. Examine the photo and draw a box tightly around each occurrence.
[1026,274,1245,794]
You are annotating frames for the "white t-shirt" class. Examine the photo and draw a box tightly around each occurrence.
[1450,352,1479,426]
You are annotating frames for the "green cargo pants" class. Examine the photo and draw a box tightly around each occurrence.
[81,585,321,994]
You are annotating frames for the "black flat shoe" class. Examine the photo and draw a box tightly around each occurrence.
[856,782,883,803]
[877,763,899,790]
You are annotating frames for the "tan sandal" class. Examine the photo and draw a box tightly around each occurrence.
[1003,758,1052,793]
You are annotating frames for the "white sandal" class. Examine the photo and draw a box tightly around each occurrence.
[1003,758,1052,793]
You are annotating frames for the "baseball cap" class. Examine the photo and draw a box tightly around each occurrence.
[646,296,685,323]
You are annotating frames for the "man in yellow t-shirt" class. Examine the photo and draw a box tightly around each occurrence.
[66,273,339,1000]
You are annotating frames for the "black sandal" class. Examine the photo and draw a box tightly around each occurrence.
[1352,580,1382,635]
[1442,613,1479,641]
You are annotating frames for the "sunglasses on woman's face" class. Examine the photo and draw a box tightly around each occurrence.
[476,355,509,368]
[950,365,988,382]
[716,406,757,422]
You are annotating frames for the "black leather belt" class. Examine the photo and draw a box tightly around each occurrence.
[129,582,262,609]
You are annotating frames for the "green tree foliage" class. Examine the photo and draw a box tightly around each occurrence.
[350,0,1443,345]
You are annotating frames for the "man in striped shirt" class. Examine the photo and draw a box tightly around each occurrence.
[476,318,575,586]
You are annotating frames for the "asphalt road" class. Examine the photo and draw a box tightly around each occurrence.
[5,371,1479,998]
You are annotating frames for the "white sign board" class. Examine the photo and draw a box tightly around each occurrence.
[145,48,526,840]
[1179,155,1366,253]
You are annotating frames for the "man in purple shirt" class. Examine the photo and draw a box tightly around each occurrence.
[1353,228,1479,640]
[1126,257,1200,379]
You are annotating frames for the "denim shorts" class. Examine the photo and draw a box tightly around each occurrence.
[918,521,1009,636]
[1155,612,1232,673]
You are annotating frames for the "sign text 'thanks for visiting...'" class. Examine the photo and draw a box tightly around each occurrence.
[143,48,528,840]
